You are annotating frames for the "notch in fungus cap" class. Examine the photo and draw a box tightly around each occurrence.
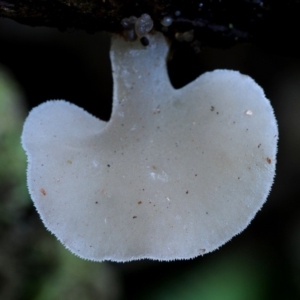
[21,33,278,262]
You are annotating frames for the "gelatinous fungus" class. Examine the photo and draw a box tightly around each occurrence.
[22,33,278,262]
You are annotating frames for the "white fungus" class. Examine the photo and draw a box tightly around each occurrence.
[121,14,153,41]
[175,31,195,42]
[135,14,153,37]
[161,16,173,27]
[22,33,278,262]
[121,16,138,41]
[182,30,194,42]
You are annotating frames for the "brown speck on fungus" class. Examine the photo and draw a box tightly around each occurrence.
[266,157,272,164]
[40,188,46,196]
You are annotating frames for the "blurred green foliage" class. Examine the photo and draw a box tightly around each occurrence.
[0,67,121,300]
[144,250,269,300]
[0,68,28,223]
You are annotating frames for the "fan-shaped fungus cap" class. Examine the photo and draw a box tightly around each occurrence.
[21,33,278,262]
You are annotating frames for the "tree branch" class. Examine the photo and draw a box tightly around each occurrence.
[1,1,300,55]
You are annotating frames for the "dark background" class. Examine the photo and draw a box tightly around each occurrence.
[0,16,299,300]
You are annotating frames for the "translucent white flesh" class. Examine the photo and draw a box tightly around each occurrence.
[22,33,278,261]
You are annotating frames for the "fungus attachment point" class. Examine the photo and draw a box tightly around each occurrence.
[22,33,278,262]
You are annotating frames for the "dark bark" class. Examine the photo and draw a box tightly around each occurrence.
[1,1,300,56]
